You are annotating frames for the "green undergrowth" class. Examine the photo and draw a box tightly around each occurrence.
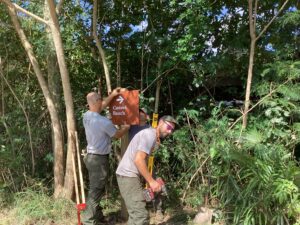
[0,188,76,225]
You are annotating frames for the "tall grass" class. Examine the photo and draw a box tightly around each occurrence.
[0,189,77,225]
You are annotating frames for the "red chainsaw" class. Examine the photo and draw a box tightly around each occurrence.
[143,178,168,202]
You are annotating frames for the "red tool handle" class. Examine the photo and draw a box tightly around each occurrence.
[77,203,87,225]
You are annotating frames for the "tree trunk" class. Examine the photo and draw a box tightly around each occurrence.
[154,57,163,115]
[243,0,289,129]
[3,0,65,196]
[242,39,256,129]
[46,0,77,199]
[0,58,3,117]
[243,0,256,129]
[43,0,65,198]
[116,41,121,87]
[167,78,174,117]
[92,0,111,93]
[140,32,146,90]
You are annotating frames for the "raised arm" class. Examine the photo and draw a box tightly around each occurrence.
[101,87,126,110]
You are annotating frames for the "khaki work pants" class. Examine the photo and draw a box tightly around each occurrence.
[117,175,149,225]
[82,154,109,225]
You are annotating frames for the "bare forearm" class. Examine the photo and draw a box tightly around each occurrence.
[102,87,126,109]
[114,125,130,138]
[135,158,154,184]
[101,94,114,109]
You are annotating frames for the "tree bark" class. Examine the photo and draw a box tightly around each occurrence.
[43,0,65,198]
[116,41,121,87]
[44,0,63,119]
[0,58,3,117]
[2,0,65,196]
[46,0,77,199]
[243,38,256,129]
[242,0,256,129]
[243,0,289,129]
[167,78,174,117]
[92,0,112,93]
[154,57,163,115]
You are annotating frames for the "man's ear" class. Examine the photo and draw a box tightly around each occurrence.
[158,119,163,126]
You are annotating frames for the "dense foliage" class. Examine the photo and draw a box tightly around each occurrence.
[0,0,299,224]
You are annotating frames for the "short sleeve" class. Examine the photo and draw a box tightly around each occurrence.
[136,130,156,155]
[103,119,117,137]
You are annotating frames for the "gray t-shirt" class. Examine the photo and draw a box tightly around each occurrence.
[83,111,117,155]
[116,127,157,177]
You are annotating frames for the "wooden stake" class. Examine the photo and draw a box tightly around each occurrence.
[71,134,80,204]
[75,131,85,203]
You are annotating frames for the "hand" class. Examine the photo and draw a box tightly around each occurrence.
[111,87,127,97]
[121,124,130,130]
[110,88,120,97]
[149,179,162,193]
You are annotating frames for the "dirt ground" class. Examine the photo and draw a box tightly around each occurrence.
[0,207,196,225]
[101,208,197,225]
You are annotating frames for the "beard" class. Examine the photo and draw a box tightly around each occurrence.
[159,132,168,140]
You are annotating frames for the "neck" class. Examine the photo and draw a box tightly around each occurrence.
[89,106,99,112]
[155,126,161,145]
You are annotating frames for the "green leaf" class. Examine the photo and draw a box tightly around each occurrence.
[244,129,263,146]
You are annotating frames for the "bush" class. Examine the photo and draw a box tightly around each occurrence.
[154,105,300,224]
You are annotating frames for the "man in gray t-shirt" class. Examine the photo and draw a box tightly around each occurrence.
[116,127,156,177]
[82,89,129,225]
[116,115,177,225]
[83,111,117,155]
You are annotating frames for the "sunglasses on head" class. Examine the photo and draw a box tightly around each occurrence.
[164,121,175,131]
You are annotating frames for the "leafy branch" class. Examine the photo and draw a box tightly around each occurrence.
[229,78,292,130]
